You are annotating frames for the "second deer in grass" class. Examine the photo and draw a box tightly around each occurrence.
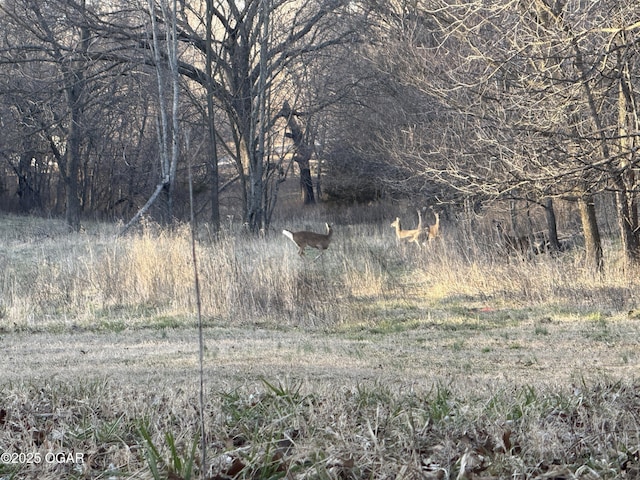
[391,210,423,246]
[426,210,440,242]
[493,220,529,256]
[283,223,333,259]
[493,220,549,258]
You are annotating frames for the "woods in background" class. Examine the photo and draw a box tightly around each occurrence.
[1,0,639,269]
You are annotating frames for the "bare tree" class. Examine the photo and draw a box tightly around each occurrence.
[0,0,159,226]
[158,0,361,231]
[348,0,640,271]
[0,0,95,230]
[121,0,182,233]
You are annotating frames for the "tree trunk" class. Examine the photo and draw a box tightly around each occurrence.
[205,0,220,232]
[577,193,603,274]
[64,77,84,232]
[16,149,40,212]
[278,100,315,205]
[65,123,82,230]
[248,162,264,231]
[543,197,561,251]
[300,166,315,204]
[247,0,270,234]
[62,19,91,232]
[615,189,640,265]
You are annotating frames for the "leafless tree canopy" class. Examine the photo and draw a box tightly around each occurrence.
[1,0,639,264]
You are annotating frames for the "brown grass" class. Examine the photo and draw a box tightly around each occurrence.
[1,211,640,478]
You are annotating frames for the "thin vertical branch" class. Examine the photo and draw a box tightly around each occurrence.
[187,147,206,480]
[148,0,170,181]
[167,0,180,199]
[252,0,270,233]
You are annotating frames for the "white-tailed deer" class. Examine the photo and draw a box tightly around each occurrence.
[283,223,332,259]
[493,220,529,256]
[493,220,549,258]
[391,210,423,246]
[426,210,440,242]
[529,231,550,255]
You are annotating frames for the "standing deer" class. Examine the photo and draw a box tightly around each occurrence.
[426,210,440,242]
[283,223,333,259]
[493,220,529,255]
[391,210,423,246]
[492,219,552,259]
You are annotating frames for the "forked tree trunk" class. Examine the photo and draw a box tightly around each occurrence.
[278,101,315,205]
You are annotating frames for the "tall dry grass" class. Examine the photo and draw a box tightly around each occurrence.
[0,212,637,332]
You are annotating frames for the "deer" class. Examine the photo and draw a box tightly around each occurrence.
[493,220,528,255]
[493,220,549,258]
[390,210,424,246]
[529,231,550,255]
[426,210,440,242]
[282,223,333,260]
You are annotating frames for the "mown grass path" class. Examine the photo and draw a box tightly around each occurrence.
[4,314,638,390]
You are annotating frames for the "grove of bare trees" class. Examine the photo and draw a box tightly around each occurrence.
[1,0,640,269]
[330,0,640,270]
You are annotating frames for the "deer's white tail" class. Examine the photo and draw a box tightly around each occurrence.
[282,224,332,257]
[282,229,294,243]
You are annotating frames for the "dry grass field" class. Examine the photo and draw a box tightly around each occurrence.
[1,209,640,479]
